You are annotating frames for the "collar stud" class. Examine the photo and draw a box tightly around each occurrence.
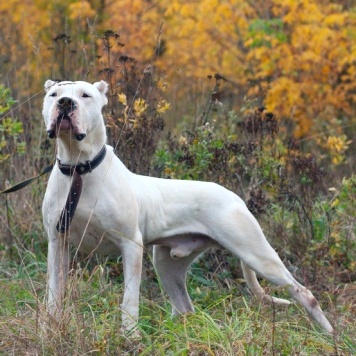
[57,145,106,176]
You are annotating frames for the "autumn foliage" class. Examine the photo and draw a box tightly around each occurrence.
[0,0,355,266]
[0,0,354,140]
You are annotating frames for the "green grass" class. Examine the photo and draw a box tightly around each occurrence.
[0,250,355,355]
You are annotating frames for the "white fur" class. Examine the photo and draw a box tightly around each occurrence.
[42,80,333,333]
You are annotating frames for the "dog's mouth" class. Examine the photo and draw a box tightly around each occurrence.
[47,113,86,141]
[57,113,72,130]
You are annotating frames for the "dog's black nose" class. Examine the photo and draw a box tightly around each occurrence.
[57,97,76,113]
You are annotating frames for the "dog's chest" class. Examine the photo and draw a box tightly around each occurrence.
[66,212,121,255]
[62,194,132,255]
[45,167,137,254]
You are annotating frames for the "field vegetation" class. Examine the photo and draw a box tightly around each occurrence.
[0,0,355,354]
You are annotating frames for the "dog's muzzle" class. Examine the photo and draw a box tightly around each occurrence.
[47,97,86,141]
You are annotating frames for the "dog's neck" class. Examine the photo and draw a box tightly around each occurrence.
[56,129,107,165]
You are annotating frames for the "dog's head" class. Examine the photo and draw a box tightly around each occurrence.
[42,80,108,141]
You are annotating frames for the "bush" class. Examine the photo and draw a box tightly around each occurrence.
[0,86,25,165]
[153,97,355,285]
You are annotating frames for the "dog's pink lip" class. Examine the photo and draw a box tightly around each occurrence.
[47,115,73,139]
[47,116,86,141]
[57,115,71,130]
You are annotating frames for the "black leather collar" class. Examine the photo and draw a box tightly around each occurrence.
[57,145,107,176]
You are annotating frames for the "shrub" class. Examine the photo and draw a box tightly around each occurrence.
[0,86,25,165]
[153,82,355,284]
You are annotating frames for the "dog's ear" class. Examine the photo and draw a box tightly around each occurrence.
[93,80,109,95]
[44,80,57,92]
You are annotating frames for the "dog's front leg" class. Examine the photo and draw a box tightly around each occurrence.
[120,237,143,331]
[47,236,69,318]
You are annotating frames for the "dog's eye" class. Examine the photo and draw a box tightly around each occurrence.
[82,93,91,98]
[49,92,57,97]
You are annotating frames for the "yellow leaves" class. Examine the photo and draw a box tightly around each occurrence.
[265,78,303,112]
[117,93,148,129]
[326,135,351,154]
[68,1,96,20]
[331,198,339,208]
[324,13,346,27]
[286,220,294,229]
[117,94,170,129]
[247,1,356,138]
[117,94,146,128]
[2,0,355,143]
[180,3,194,18]
[133,98,148,117]
[317,135,352,165]
[118,93,127,106]
[219,3,233,18]
[118,94,170,116]
[157,0,249,79]
[157,100,171,114]
[164,2,181,17]
[281,0,323,25]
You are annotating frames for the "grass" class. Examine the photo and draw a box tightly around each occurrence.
[0,246,355,355]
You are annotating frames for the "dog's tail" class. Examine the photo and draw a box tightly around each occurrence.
[241,261,291,306]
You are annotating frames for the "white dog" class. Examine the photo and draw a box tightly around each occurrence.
[42,80,333,333]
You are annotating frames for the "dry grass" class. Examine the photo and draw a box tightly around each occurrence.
[0,250,355,355]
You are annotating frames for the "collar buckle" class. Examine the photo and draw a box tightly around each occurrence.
[86,160,92,172]
[57,145,106,176]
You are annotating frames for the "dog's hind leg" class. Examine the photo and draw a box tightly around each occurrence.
[241,260,291,306]
[217,205,333,332]
[237,246,333,332]
[153,245,205,316]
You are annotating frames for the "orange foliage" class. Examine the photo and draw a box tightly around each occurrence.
[0,0,355,138]
[102,0,355,137]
